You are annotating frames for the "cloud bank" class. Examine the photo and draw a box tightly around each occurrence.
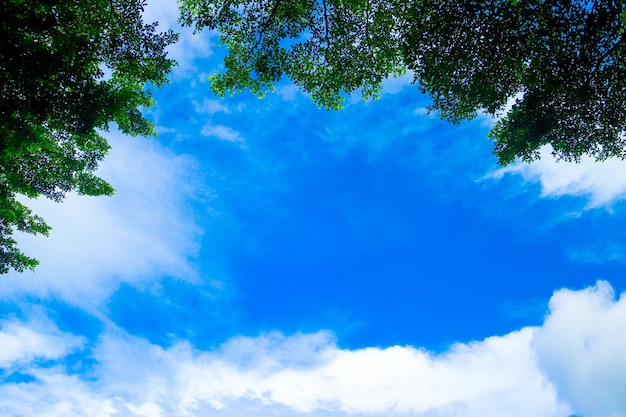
[3,281,626,417]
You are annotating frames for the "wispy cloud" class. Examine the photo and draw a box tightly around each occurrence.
[0,130,203,310]
[489,146,626,207]
[0,316,83,368]
[201,123,245,144]
[193,99,231,115]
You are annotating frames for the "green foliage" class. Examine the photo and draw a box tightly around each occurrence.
[0,0,177,273]
[180,0,408,110]
[180,0,626,163]
[403,0,626,164]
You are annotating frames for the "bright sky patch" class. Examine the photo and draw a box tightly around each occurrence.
[1,2,625,417]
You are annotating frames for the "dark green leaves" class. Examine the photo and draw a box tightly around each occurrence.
[180,0,408,110]
[181,0,626,163]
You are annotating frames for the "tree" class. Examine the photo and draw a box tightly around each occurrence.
[1,0,177,273]
[179,0,626,164]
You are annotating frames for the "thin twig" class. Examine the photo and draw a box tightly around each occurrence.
[322,0,330,48]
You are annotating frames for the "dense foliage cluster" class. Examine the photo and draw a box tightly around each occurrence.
[180,0,626,164]
[0,0,177,272]
[180,0,409,109]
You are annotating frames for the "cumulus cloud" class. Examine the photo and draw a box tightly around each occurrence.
[533,281,626,417]
[0,256,626,417]
[0,131,203,310]
[4,283,626,417]
[489,145,626,207]
[0,327,568,417]
[89,281,626,417]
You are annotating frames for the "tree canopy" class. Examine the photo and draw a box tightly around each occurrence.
[0,0,177,273]
[180,0,626,164]
[5,0,626,273]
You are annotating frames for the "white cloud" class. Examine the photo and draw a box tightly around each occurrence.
[0,131,204,310]
[201,123,245,144]
[142,0,180,33]
[414,107,436,118]
[489,145,626,207]
[168,28,215,79]
[142,0,215,78]
[0,317,83,368]
[533,281,626,417]
[0,328,568,417]
[276,84,301,102]
[6,282,626,417]
[0,371,118,417]
[380,72,415,95]
[193,99,231,115]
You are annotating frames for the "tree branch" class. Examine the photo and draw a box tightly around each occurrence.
[365,0,371,41]
[323,0,330,49]
[250,0,282,53]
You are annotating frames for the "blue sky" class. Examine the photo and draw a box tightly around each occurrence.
[2,3,626,416]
